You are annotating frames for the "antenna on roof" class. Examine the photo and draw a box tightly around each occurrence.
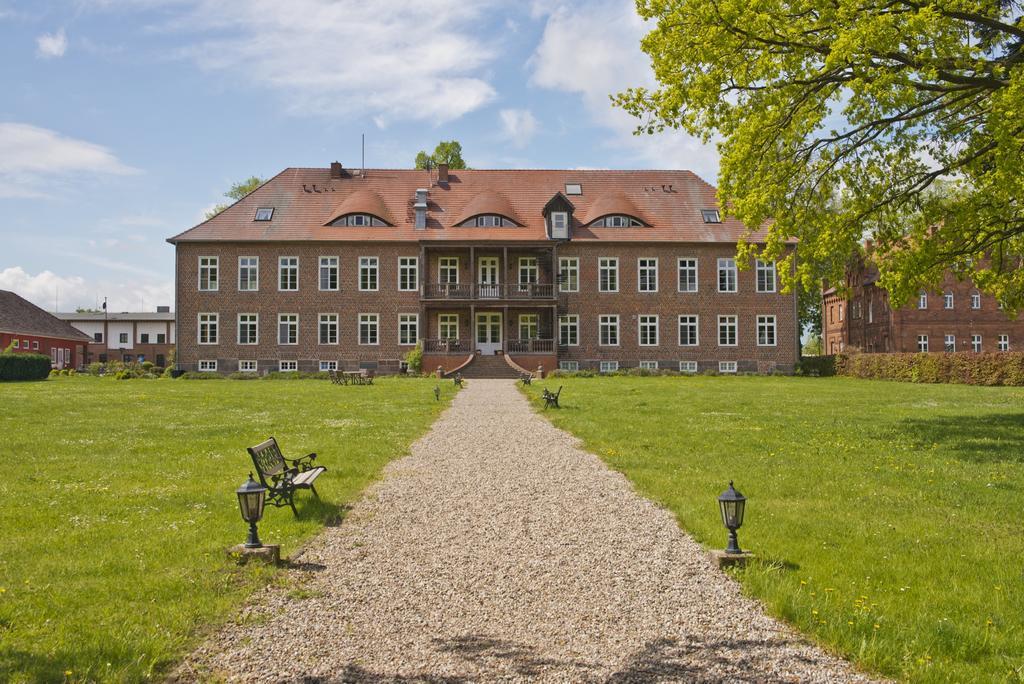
[361,133,365,179]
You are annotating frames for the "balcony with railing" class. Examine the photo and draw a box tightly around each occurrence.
[506,338,555,354]
[422,338,473,355]
[422,283,555,301]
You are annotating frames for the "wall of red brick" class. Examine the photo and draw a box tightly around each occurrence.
[0,332,85,368]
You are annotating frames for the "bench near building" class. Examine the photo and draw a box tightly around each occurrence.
[168,164,798,377]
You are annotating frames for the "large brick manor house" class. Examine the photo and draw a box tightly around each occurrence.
[169,163,798,375]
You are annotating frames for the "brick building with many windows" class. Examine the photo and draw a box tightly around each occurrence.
[822,257,1022,355]
[168,164,798,376]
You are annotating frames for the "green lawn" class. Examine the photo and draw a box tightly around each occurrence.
[0,376,454,683]
[525,376,1024,683]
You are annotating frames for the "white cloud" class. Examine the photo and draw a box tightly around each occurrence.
[529,1,720,180]
[156,0,499,125]
[36,28,68,58]
[0,122,138,198]
[499,109,539,148]
[0,266,173,312]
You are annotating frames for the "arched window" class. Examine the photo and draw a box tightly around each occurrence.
[459,214,517,227]
[330,213,389,227]
[592,215,644,227]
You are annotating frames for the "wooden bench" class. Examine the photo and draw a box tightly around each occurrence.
[453,373,463,388]
[328,369,343,385]
[247,437,327,516]
[542,386,562,409]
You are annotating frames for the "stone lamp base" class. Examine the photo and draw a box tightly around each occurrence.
[227,544,281,565]
[710,550,755,569]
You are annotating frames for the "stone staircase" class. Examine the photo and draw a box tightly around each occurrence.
[456,354,522,379]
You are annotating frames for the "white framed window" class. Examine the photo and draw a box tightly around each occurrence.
[718,315,737,346]
[319,256,339,291]
[359,313,379,345]
[278,360,298,372]
[972,335,982,352]
[398,313,419,345]
[868,301,874,323]
[717,258,737,293]
[599,315,619,346]
[359,256,379,291]
[839,304,844,321]
[198,313,218,345]
[319,360,338,372]
[238,256,259,291]
[119,332,129,344]
[719,361,738,373]
[398,257,419,291]
[278,314,298,345]
[439,257,459,284]
[756,260,776,293]
[639,360,658,370]
[918,291,928,309]
[198,360,217,372]
[677,258,698,293]
[701,209,721,223]
[638,315,659,346]
[559,315,579,346]
[11,339,19,349]
[679,361,698,373]
[518,257,538,286]
[254,207,273,221]
[199,256,218,291]
[971,292,981,309]
[944,292,954,309]
[238,313,258,345]
[518,313,539,339]
[678,315,699,346]
[550,211,569,238]
[439,314,459,340]
[559,360,580,371]
[638,258,658,292]
[319,314,338,345]
[239,360,257,373]
[757,315,777,346]
[599,257,619,292]
[278,257,299,291]
[599,360,619,373]
[998,334,1009,351]
[944,334,955,352]
[917,334,929,352]
[559,257,579,292]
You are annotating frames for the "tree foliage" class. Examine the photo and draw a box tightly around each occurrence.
[205,176,267,219]
[616,0,1024,309]
[414,140,467,170]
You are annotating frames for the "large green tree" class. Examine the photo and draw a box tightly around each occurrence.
[205,176,267,219]
[615,0,1024,309]
[414,140,467,170]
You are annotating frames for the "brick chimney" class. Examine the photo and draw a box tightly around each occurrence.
[330,161,343,179]
[437,163,449,184]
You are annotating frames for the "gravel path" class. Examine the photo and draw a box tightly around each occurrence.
[180,379,875,683]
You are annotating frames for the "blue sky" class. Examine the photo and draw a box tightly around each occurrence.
[0,0,719,312]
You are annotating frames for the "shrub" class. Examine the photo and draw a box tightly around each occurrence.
[227,371,261,380]
[404,342,423,374]
[180,371,224,380]
[796,355,836,377]
[835,352,1024,386]
[0,353,53,381]
[141,361,154,371]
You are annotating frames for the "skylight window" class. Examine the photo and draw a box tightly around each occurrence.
[565,183,582,195]
[254,207,274,221]
[701,209,721,223]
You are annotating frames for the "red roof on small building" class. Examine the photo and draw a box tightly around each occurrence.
[168,167,774,244]
[0,291,93,342]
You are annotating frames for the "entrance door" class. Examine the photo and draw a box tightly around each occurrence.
[478,257,499,298]
[476,313,502,355]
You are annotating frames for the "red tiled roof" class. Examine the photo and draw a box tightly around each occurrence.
[324,188,395,226]
[581,191,648,225]
[0,291,93,341]
[452,189,522,226]
[167,168,774,244]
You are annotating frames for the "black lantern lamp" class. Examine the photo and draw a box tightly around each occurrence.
[236,473,267,548]
[718,481,746,555]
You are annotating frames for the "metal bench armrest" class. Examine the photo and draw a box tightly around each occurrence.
[286,452,318,470]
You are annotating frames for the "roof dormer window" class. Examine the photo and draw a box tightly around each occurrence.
[330,213,389,227]
[254,207,274,221]
[594,215,643,228]
[701,209,721,223]
[460,214,517,227]
[565,183,582,195]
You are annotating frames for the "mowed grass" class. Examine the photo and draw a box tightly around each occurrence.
[0,376,454,683]
[525,376,1024,683]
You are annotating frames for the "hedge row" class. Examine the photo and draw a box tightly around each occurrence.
[834,352,1024,386]
[0,353,52,381]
